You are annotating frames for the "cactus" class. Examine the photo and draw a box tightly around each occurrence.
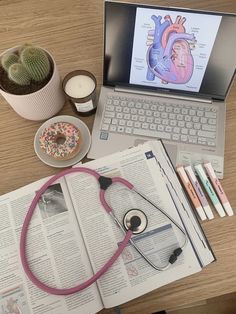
[1,44,51,87]
[8,63,31,86]
[1,53,19,72]
[20,46,50,82]
[18,43,33,55]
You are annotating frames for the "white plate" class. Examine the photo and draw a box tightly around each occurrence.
[34,115,91,168]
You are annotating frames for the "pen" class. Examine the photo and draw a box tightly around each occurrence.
[176,166,207,221]
[204,162,234,216]
[185,165,214,220]
[194,164,226,217]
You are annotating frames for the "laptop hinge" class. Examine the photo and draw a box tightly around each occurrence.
[115,86,212,104]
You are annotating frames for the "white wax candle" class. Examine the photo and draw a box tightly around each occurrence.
[65,75,95,98]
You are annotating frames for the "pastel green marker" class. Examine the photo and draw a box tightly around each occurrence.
[194,164,226,217]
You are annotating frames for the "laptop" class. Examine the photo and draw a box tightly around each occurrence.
[88,0,236,178]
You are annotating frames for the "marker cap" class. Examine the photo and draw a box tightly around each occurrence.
[196,207,207,221]
[204,205,214,220]
[223,202,234,216]
[215,203,226,217]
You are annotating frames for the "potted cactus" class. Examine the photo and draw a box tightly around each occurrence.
[0,44,65,121]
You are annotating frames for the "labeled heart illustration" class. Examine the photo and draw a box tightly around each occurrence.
[146,15,196,84]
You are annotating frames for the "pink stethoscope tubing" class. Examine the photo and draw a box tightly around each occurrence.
[20,167,134,295]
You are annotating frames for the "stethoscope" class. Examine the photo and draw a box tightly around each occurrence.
[20,166,188,296]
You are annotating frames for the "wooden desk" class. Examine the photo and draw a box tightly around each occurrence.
[0,0,236,313]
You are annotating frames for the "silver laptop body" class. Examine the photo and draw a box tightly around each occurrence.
[88,1,236,179]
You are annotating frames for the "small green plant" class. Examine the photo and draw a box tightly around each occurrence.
[8,63,31,86]
[1,44,51,86]
[18,43,33,54]
[1,53,19,72]
[20,47,50,82]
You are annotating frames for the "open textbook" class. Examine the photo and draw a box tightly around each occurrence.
[0,140,215,314]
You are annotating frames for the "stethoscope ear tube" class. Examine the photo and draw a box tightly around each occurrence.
[20,167,134,295]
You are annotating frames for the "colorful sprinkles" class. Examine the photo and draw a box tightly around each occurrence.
[39,122,81,160]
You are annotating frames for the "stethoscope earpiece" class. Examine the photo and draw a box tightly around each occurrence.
[123,209,148,234]
[168,248,183,264]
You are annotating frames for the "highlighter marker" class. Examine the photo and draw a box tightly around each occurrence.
[194,164,226,217]
[176,166,207,221]
[204,162,234,216]
[185,165,214,220]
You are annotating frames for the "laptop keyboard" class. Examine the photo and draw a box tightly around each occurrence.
[100,94,217,147]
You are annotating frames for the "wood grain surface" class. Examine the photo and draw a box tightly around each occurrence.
[0,1,236,313]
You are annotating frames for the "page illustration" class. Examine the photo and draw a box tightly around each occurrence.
[0,286,30,314]
[37,183,68,219]
[130,8,222,92]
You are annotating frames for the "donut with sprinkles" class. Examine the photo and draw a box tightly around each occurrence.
[39,122,81,160]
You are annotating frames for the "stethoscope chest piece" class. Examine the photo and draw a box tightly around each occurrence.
[123,209,148,234]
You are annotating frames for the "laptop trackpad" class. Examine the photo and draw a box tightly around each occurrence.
[134,139,178,165]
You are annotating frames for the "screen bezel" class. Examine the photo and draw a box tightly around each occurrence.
[103,1,236,101]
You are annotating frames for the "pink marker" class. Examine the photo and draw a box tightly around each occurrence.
[204,163,234,216]
[185,165,214,220]
[176,166,207,221]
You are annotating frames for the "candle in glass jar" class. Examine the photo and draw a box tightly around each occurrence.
[65,75,95,98]
[62,70,97,117]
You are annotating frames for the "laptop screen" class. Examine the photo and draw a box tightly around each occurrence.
[103,1,236,100]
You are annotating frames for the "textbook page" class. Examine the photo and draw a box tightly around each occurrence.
[0,177,103,314]
[67,140,209,308]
